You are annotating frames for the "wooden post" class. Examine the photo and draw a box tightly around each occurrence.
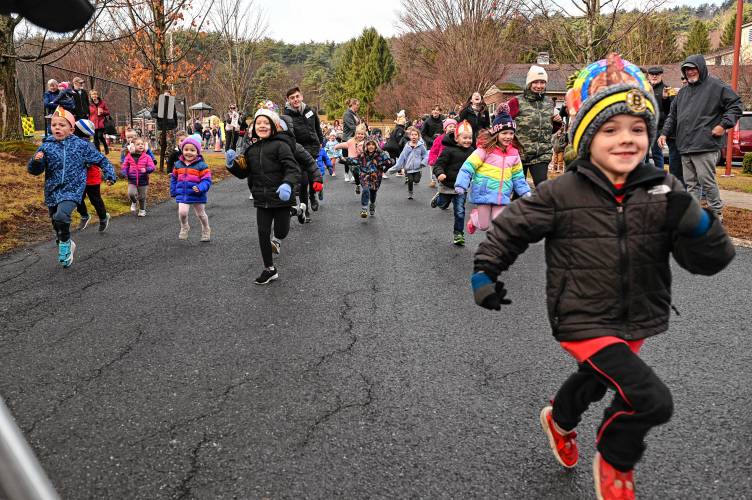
[724,0,744,177]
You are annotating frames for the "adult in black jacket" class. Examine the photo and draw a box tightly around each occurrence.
[421,105,445,148]
[432,127,474,244]
[227,109,300,285]
[384,117,407,160]
[646,67,672,168]
[71,77,90,122]
[283,87,323,158]
[280,114,323,219]
[458,92,490,143]
[659,55,743,220]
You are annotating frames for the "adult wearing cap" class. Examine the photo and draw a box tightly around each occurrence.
[509,65,562,188]
[645,67,672,170]
[71,77,91,137]
[659,55,743,221]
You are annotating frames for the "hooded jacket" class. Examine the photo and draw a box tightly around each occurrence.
[355,140,394,191]
[170,156,212,203]
[474,160,735,342]
[394,140,428,174]
[421,115,445,148]
[283,102,324,155]
[228,131,300,208]
[455,144,530,206]
[121,151,156,186]
[510,89,556,165]
[28,135,116,207]
[458,104,491,139]
[432,133,472,189]
[662,55,743,155]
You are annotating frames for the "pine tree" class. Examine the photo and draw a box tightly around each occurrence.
[720,5,752,48]
[683,20,711,59]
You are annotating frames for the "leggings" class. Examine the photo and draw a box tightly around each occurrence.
[469,204,503,232]
[523,161,548,186]
[360,187,377,207]
[49,200,78,243]
[178,203,209,229]
[77,184,107,219]
[256,207,291,268]
[406,171,422,192]
[94,128,109,154]
[128,185,148,210]
[552,343,673,471]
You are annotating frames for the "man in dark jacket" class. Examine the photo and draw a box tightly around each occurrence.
[283,87,324,210]
[659,55,743,220]
[71,77,90,120]
[646,67,671,169]
[421,105,444,148]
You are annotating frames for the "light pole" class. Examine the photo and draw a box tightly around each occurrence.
[724,0,744,177]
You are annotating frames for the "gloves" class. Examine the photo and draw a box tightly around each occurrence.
[664,191,711,237]
[276,183,292,201]
[522,191,532,198]
[312,181,323,192]
[471,272,512,310]
[455,186,466,195]
[225,149,237,167]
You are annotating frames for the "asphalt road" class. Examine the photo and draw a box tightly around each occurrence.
[1,166,751,499]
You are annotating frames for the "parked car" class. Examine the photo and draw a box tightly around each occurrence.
[731,110,752,162]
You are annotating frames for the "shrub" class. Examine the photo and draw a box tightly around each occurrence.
[743,152,752,175]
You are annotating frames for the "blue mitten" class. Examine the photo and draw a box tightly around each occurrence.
[471,272,512,310]
[225,149,237,167]
[276,183,292,201]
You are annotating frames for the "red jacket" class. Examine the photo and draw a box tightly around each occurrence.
[86,164,102,186]
[89,99,109,129]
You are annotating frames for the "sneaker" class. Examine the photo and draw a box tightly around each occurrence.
[130,202,137,213]
[271,237,281,254]
[77,215,91,231]
[360,208,368,218]
[137,210,146,217]
[249,193,254,200]
[453,232,465,246]
[593,452,635,500]
[429,180,436,188]
[369,203,376,216]
[58,240,76,268]
[408,192,414,200]
[98,213,110,232]
[304,214,312,223]
[254,267,278,285]
[310,197,319,211]
[297,203,306,224]
[331,171,336,177]
[540,406,578,468]
[179,225,190,240]
[430,192,440,208]
[467,220,476,235]
[355,185,361,195]
[396,171,405,177]
[404,177,409,184]
[318,191,323,201]
[344,173,350,182]
[382,172,389,179]
[200,227,211,242]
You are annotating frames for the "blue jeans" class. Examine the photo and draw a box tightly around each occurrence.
[436,192,466,234]
[651,139,665,170]
[667,139,684,188]
[361,187,377,207]
[48,200,78,242]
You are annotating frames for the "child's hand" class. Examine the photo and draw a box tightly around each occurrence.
[34,152,44,161]
[139,168,146,173]
[438,174,447,182]
[472,272,512,310]
[192,186,200,193]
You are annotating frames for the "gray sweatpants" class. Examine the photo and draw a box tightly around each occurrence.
[127,184,148,211]
[682,151,723,216]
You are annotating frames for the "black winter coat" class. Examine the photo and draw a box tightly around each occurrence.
[650,81,672,130]
[458,104,490,137]
[474,160,735,342]
[291,140,323,185]
[662,55,743,155]
[421,115,444,148]
[384,124,407,159]
[72,88,90,121]
[283,104,323,154]
[432,134,472,187]
[228,133,300,208]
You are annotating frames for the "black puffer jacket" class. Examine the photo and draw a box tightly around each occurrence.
[228,133,300,208]
[384,124,407,159]
[421,115,444,148]
[279,115,323,185]
[458,104,490,138]
[475,160,735,342]
[283,103,323,155]
[432,134,472,187]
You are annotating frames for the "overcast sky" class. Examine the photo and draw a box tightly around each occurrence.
[261,0,719,44]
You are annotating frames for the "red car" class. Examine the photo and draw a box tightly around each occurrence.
[731,111,752,162]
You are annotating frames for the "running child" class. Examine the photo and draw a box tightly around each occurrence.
[74,119,112,232]
[431,120,473,245]
[427,118,458,168]
[316,146,332,201]
[324,131,341,177]
[120,128,156,163]
[388,126,427,200]
[28,107,116,267]
[355,136,394,219]
[170,136,212,241]
[470,55,735,500]
[454,113,530,234]
[334,123,367,183]
[121,136,155,217]
[226,108,300,285]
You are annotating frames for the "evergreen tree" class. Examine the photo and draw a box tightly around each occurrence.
[683,20,711,58]
[720,4,752,47]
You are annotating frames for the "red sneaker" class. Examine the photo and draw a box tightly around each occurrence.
[467,220,476,235]
[593,452,635,500]
[539,405,578,468]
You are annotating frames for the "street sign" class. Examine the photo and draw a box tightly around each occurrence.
[157,93,176,120]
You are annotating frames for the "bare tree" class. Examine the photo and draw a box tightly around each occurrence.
[211,0,268,113]
[398,0,522,104]
[528,0,670,63]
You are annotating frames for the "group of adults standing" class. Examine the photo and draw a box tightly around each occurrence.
[43,76,111,153]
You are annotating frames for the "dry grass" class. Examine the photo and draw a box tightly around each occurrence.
[716,167,752,194]
[0,143,230,254]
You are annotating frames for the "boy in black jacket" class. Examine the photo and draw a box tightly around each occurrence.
[471,55,735,500]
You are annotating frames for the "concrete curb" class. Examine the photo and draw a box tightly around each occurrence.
[730,237,752,248]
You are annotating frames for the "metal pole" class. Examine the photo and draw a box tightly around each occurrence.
[0,398,60,500]
[128,87,134,127]
[41,65,47,138]
[724,0,743,177]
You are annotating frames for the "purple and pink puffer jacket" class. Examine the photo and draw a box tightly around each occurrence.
[170,156,212,203]
[121,152,155,186]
